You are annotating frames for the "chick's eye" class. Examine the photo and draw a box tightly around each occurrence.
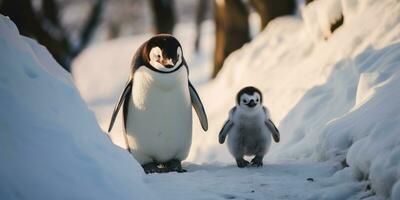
[256,98,259,102]
[243,99,247,104]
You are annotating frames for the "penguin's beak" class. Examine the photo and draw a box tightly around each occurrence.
[162,58,174,68]
[247,100,256,107]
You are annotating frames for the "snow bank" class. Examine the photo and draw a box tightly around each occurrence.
[72,0,400,198]
[200,0,400,198]
[0,15,156,200]
[301,0,343,41]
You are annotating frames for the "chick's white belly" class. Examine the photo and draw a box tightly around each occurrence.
[126,87,192,164]
[227,120,271,157]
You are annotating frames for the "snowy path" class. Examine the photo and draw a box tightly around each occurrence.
[145,162,341,200]
[70,1,400,198]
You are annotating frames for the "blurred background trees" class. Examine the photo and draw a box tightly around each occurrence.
[250,0,295,29]
[0,0,104,72]
[212,0,295,77]
[213,0,250,78]
[0,0,296,77]
[149,0,176,34]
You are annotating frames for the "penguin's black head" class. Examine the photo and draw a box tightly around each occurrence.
[144,34,183,72]
[236,86,263,109]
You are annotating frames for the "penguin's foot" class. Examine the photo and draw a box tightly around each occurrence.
[142,162,169,174]
[236,158,250,168]
[251,156,263,167]
[166,159,187,173]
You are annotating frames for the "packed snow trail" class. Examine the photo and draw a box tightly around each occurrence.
[144,162,368,200]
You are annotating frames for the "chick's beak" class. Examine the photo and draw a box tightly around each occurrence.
[247,100,256,107]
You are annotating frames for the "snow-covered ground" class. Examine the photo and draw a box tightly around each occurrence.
[2,0,400,199]
[72,0,400,199]
[145,161,360,200]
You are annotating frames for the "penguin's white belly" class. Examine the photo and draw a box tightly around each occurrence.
[126,66,192,164]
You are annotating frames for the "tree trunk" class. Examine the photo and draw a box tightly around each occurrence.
[194,0,210,52]
[213,0,250,78]
[149,0,176,34]
[305,0,315,5]
[250,0,296,29]
[74,0,104,56]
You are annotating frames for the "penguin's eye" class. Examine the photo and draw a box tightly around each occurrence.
[256,98,259,102]
[243,99,247,104]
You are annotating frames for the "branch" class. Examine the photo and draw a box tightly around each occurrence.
[74,0,104,56]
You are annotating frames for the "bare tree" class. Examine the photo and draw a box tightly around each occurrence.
[149,0,176,34]
[0,0,104,72]
[213,0,250,78]
[194,0,210,52]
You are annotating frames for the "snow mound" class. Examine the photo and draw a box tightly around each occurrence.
[198,0,400,198]
[0,15,156,200]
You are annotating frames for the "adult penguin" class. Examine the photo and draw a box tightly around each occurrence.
[108,34,208,173]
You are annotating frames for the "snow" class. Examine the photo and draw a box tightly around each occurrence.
[202,0,400,198]
[145,161,346,200]
[73,0,400,198]
[0,15,156,199]
[2,0,399,198]
[301,0,343,41]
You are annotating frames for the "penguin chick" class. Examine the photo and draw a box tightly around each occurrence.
[219,86,279,168]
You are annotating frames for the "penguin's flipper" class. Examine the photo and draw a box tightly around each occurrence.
[108,77,133,132]
[219,107,236,144]
[188,81,208,131]
[219,120,233,144]
[262,107,280,143]
[265,119,280,143]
